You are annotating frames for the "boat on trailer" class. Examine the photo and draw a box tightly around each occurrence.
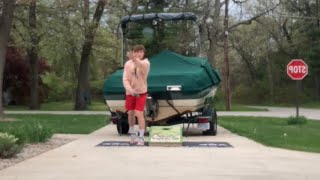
[103,12,221,135]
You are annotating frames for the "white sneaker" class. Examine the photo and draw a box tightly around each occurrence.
[136,137,145,146]
[130,132,138,144]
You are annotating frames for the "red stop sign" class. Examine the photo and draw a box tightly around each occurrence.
[287,59,308,80]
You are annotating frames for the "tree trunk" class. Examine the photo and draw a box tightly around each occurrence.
[315,71,320,101]
[266,56,274,101]
[28,0,40,110]
[232,45,257,83]
[224,0,231,111]
[316,0,320,101]
[208,0,222,66]
[0,0,16,120]
[241,55,256,83]
[201,0,222,66]
[74,0,106,110]
[208,38,218,66]
[62,11,79,93]
[71,46,79,85]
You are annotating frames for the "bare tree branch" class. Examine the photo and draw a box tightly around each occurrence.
[232,0,248,4]
[83,0,89,22]
[229,3,280,30]
[281,18,292,43]
[288,0,307,16]
[230,38,257,82]
[255,18,297,59]
[304,0,311,15]
[220,0,226,8]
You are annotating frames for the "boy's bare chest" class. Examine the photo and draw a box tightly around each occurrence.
[128,65,139,78]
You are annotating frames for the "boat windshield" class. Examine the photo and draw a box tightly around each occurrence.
[121,18,200,61]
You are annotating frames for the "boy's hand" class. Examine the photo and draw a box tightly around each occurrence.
[128,51,140,62]
[128,89,139,97]
[127,51,135,60]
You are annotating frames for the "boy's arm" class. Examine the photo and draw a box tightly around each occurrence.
[123,64,134,94]
[132,58,150,74]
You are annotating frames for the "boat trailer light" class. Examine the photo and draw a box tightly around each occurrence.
[196,116,210,123]
[167,85,182,91]
[111,116,118,124]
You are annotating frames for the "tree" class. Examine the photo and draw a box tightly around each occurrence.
[0,0,16,120]
[222,0,280,110]
[27,0,40,109]
[10,0,120,103]
[282,0,320,100]
[74,0,106,110]
[241,0,320,103]
[4,47,50,105]
[31,0,84,86]
[198,0,224,66]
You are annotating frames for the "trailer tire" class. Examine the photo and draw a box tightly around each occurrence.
[116,119,129,135]
[202,107,217,136]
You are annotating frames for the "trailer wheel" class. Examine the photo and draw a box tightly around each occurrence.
[202,107,217,136]
[116,118,129,135]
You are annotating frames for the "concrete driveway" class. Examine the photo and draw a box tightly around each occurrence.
[0,122,320,180]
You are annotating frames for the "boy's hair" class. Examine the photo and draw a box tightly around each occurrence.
[133,45,146,53]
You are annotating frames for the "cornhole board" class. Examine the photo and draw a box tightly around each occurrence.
[148,126,182,147]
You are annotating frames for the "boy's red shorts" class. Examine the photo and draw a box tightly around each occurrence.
[125,93,147,111]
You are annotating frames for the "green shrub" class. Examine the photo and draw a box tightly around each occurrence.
[0,132,22,158]
[91,79,104,95]
[1,121,53,144]
[232,83,269,104]
[41,72,75,101]
[287,116,307,126]
[25,121,53,143]
[271,85,309,104]
[213,88,224,104]
[232,80,311,105]
[5,127,28,145]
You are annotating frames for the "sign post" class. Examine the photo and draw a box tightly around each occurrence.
[287,59,308,117]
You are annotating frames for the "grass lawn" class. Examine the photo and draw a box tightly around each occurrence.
[4,100,107,111]
[219,116,320,153]
[1,114,109,134]
[301,102,320,109]
[214,102,268,111]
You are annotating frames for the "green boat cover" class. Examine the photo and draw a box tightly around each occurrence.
[103,50,221,96]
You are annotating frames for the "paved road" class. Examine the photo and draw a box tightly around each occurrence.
[0,124,320,179]
[1,106,320,179]
[5,106,320,120]
[219,106,320,120]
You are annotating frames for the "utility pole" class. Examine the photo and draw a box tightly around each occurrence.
[224,0,231,111]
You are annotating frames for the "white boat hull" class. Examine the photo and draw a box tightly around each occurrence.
[106,87,217,122]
